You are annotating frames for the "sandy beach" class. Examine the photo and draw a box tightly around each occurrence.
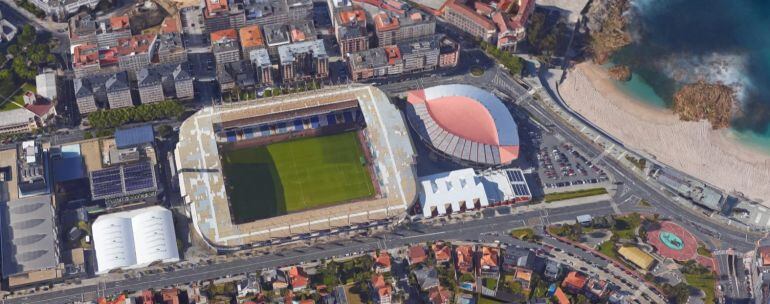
[560,62,770,203]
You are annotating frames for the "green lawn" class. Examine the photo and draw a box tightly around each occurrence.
[685,273,716,304]
[612,213,642,240]
[511,228,535,240]
[221,132,375,223]
[544,187,608,202]
[1,83,35,112]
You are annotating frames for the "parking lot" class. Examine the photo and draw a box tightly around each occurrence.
[534,133,609,190]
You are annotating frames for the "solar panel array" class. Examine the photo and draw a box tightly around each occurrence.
[124,162,156,192]
[91,167,123,199]
[506,170,525,182]
[90,161,157,200]
[505,168,531,198]
[512,184,530,196]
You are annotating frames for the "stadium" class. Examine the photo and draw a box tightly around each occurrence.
[175,85,417,248]
[405,84,520,167]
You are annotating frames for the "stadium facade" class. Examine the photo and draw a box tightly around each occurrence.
[405,84,520,166]
[174,85,417,248]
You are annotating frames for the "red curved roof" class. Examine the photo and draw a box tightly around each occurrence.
[425,96,499,145]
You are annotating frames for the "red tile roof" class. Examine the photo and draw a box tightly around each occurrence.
[160,16,180,34]
[374,12,400,32]
[445,0,495,31]
[371,274,387,289]
[510,0,534,28]
[117,34,156,56]
[554,287,570,304]
[480,246,499,268]
[432,243,451,262]
[338,9,366,26]
[110,16,130,31]
[210,29,238,43]
[562,271,588,291]
[24,101,54,117]
[375,252,392,269]
[289,267,308,289]
[239,25,264,48]
[205,0,228,16]
[456,245,473,272]
[428,286,451,304]
[73,43,99,67]
[408,245,427,265]
[383,45,401,65]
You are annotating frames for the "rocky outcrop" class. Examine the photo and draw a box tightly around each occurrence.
[585,0,632,64]
[672,82,735,129]
[608,65,631,81]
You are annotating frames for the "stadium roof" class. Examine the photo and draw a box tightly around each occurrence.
[175,85,416,246]
[115,125,154,149]
[0,195,59,277]
[406,84,519,166]
[92,206,179,274]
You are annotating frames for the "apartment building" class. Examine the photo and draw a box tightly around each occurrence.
[217,60,257,92]
[348,45,402,81]
[335,8,369,55]
[398,37,439,72]
[74,71,133,114]
[278,40,328,83]
[438,36,460,67]
[143,63,195,100]
[97,16,132,48]
[0,110,37,135]
[72,43,101,77]
[117,34,158,73]
[29,0,98,21]
[211,29,242,65]
[203,0,246,33]
[69,14,98,45]
[443,0,496,42]
[249,48,274,85]
[155,32,188,65]
[137,68,165,104]
[443,0,534,49]
[348,34,456,81]
[373,9,435,46]
[239,25,265,54]
[263,24,291,58]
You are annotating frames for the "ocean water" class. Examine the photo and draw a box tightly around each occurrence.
[608,0,770,152]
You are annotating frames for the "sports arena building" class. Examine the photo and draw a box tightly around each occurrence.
[174,85,417,248]
[405,84,519,166]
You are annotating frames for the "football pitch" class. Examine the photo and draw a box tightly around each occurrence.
[222,132,376,224]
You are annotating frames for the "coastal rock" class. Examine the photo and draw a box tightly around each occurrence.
[585,0,632,64]
[672,82,735,129]
[608,65,632,81]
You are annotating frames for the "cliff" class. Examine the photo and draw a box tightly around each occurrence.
[672,82,735,129]
[585,0,632,64]
[608,65,631,81]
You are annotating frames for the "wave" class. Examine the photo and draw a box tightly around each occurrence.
[656,52,752,104]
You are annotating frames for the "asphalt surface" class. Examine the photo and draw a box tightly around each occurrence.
[6,201,615,304]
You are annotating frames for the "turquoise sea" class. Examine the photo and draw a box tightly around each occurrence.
[607,0,770,153]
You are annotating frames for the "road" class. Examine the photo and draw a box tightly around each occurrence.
[5,201,616,304]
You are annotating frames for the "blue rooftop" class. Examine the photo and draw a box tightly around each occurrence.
[115,125,155,149]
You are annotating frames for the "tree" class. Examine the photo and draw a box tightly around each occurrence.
[18,25,36,46]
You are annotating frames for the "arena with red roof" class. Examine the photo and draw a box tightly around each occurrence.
[406,84,520,166]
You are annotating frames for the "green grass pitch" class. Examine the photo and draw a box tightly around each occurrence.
[222,131,375,224]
